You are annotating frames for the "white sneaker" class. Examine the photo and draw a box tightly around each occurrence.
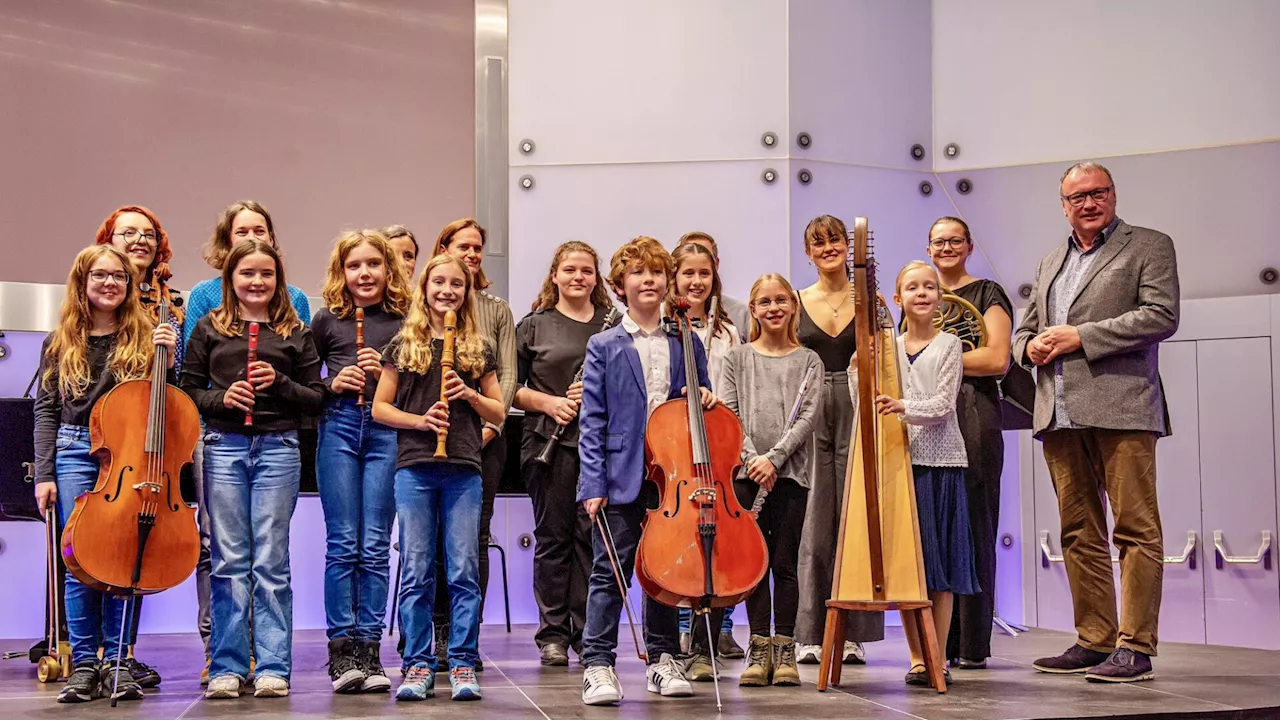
[204,674,241,699]
[582,665,623,706]
[253,674,289,698]
[843,641,866,664]
[646,652,693,697]
[796,643,821,664]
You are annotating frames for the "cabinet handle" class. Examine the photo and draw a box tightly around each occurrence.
[1042,530,1197,570]
[1213,530,1272,570]
[1039,531,1063,567]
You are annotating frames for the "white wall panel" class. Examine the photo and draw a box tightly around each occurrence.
[508,0,787,167]
[943,142,1280,307]
[932,0,1280,170]
[789,0,932,170]
[788,163,995,302]
[1154,341,1205,644]
[1032,441,1074,635]
[1198,338,1279,650]
[508,161,789,316]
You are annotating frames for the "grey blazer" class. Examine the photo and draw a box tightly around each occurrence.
[1012,221,1180,437]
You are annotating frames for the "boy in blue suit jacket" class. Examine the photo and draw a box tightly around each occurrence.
[576,237,718,706]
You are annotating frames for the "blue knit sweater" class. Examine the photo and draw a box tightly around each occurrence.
[182,277,312,349]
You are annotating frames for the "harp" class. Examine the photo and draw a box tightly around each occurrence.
[817,217,948,694]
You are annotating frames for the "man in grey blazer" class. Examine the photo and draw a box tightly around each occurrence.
[1013,162,1179,683]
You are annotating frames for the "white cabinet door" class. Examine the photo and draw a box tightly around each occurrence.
[1198,338,1280,649]
[1153,342,1205,644]
[508,0,788,167]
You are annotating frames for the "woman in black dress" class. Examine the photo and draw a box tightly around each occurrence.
[793,215,884,665]
[925,216,1014,669]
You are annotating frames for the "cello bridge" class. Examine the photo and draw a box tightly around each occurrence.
[688,487,717,506]
[131,482,163,494]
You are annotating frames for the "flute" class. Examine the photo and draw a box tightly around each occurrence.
[749,364,815,517]
[532,308,619,467]
[433,309,457,459]
[244,321,260,427]
[354,307,366,407]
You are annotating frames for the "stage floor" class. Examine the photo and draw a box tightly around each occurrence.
[2,625,1278,719]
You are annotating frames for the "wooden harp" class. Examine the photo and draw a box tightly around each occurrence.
[818,217,947,694]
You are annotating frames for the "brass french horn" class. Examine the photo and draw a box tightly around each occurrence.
[899,289,988,351]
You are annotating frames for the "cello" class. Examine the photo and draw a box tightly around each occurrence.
[635,297,767,704]
[60,296,201,703]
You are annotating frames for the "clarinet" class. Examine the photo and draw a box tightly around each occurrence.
[532,307,619,467]
[244,322,260,427]
[354,307,366,407]
[749,364,815,517]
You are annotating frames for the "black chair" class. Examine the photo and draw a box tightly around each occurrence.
[387,541,511,636]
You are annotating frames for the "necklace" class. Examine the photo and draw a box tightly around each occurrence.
[820,290,849,318]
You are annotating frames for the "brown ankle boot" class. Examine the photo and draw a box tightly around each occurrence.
[739,635,772,687]
[771,635,800,686]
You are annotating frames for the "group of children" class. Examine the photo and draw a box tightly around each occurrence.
[32,201,984,708]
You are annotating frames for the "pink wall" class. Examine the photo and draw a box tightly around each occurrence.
[0,0,475,295]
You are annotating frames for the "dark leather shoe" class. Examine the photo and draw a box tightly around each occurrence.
[540,643,570,667]
[956,657,987,669]
[717,632,745,659]
[1085,648,1154,683]
[1032,644,1112,674]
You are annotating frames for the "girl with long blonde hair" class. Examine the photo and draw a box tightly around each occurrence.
[311,230,411,693]
[33,245,177,704]
[372,253,506,702]
[514,241,615,665]
[180,239,325,700]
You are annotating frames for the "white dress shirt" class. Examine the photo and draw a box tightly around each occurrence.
[621,312,671,419]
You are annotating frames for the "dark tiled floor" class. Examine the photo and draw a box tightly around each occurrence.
[2,625,1278,719]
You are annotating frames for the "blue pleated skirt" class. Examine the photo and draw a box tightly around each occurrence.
[912,465,981,595]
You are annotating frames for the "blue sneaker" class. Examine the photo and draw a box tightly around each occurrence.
[450,666,481,701]
[395,662,435,701]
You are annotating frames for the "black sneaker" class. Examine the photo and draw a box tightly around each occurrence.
[327,638,366,693]
[358,639,392,693]
[99,660,144,702]
[125,657,162,688]
[1085,648,1154,683]
[57,662,101,703]
[1032,644,1112,674]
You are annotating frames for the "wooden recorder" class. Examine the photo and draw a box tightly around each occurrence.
[433,309,457,459]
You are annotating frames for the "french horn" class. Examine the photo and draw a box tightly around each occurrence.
[899,289,988,351]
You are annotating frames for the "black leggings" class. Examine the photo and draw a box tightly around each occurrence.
[692,477,808,651]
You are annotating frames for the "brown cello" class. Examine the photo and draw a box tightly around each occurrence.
[60,297,201,702]
[634,298,768,612]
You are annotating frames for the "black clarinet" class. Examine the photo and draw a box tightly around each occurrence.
[532,307,619,467]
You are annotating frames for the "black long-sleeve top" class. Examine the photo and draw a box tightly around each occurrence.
[311,304,404,402]
[33,332,176,483]
[180,316,325,434]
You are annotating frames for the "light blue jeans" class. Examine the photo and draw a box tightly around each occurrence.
[204,429,300,682]
[395,463,482,671]
[54,425,133,666]
[316,397,397,641]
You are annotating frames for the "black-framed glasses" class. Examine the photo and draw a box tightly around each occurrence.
[114,228,157,243]
[1062,185,1113,207]
[928,237,968,249]
[89,270,130,285]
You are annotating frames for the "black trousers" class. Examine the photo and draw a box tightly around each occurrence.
[947,384,1003,661]
[433,431,505,627]
[697,478,808,647]
[522,431,592,652]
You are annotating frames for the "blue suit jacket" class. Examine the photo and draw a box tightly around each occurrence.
[576,322,711,506]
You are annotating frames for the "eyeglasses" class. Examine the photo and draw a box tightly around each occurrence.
[928,237,968,250]
[752,296,793,309]
[1062,185,1113,207]
[114,228,157,243]
[89,270,130,285]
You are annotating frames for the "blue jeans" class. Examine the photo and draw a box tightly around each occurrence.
[395,463,482,671]
[204,429,300,682]
[317,398,397,641]
[679,606,734,635]
[581,497,681,668]
[54,425,133,666]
